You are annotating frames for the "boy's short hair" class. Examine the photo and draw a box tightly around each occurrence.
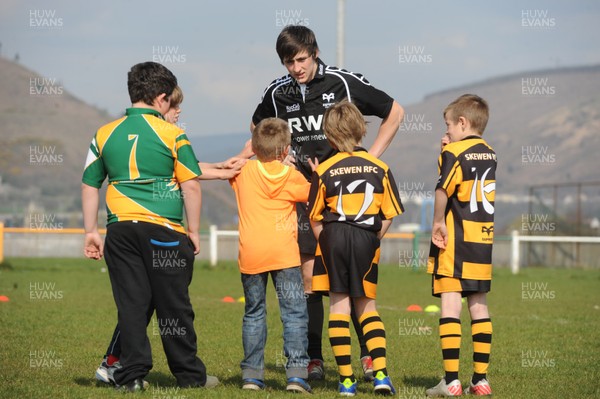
[323,101,366,153]
[444,94,489,135]
[127,62,177,106]
[170,85,184,108]
[276,25,319,64]
[252,118,291,162]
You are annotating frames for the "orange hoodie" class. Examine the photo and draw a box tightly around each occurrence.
[230,160,310,274]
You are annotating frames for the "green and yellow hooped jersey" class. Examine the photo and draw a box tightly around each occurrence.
[82,108,201,233]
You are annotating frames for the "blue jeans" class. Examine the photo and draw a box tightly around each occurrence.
[240,267,309,380]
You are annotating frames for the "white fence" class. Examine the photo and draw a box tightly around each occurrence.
[209,225,240,266]
[2,224,600,271]
[510,230,600,274]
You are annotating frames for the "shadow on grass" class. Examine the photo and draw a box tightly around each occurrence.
[73,377,97,387]
[220,363,328,391]
[73,371,178,389]
[402,374,439,389]
[220,374,289,391]
[145,371,179,387]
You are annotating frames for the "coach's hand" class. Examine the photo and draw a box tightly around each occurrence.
[84,231,104,260]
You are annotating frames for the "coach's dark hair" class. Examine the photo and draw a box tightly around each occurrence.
[127,62,177,105]
[276,25,319,64]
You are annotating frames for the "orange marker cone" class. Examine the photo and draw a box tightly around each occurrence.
[222,296,235,303]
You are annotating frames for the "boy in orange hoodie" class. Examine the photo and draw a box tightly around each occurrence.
[230,117,312,394]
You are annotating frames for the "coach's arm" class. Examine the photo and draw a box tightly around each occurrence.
[82,183,103,260]
[368,101,404,158]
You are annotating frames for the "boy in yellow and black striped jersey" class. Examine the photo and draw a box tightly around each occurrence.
[426,94,496,397]
[308,101,403,396]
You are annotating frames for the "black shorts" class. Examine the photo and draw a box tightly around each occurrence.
[432,274,491,298]
[312,222,380,299]
[297,202,317,256]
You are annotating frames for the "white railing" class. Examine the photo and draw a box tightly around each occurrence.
[209,225,239,266]
[510,230,600,274]
[207,225,416,267]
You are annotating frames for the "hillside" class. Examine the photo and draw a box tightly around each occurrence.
[375,65,600,232]
[0,57,241,229]
[382,65,600,190]
[0,57,113,221]
[1,57,598,232]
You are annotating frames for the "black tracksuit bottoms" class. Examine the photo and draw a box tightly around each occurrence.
[104,221,207,387]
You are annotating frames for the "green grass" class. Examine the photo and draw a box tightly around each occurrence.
[0,258,599,398]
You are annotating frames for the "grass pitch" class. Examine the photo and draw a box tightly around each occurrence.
[0,258,599,398]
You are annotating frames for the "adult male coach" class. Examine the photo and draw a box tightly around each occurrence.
[82,62,217,392]
[246,25,404,380]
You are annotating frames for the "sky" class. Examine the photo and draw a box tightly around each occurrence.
[1,0,599,137]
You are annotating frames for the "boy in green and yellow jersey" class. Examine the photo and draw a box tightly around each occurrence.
[82,62,217,392]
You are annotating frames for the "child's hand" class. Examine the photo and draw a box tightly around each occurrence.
[84,232,104,260]
[221,157,246,169]
[440,134,450,151]
[307,157,319,172]
[188,231,200,255]
[281,153,296,167]
[431,222,448,249]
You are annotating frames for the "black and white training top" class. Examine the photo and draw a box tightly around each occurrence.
[252,58,395,180]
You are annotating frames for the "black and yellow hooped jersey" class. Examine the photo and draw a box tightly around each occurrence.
[427,136,497,280]
[308,147,403,232]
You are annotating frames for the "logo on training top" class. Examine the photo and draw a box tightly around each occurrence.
[319,64,324,75]
[481,226,494,236]
[322,92,335,108]
[286,103,301,113]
